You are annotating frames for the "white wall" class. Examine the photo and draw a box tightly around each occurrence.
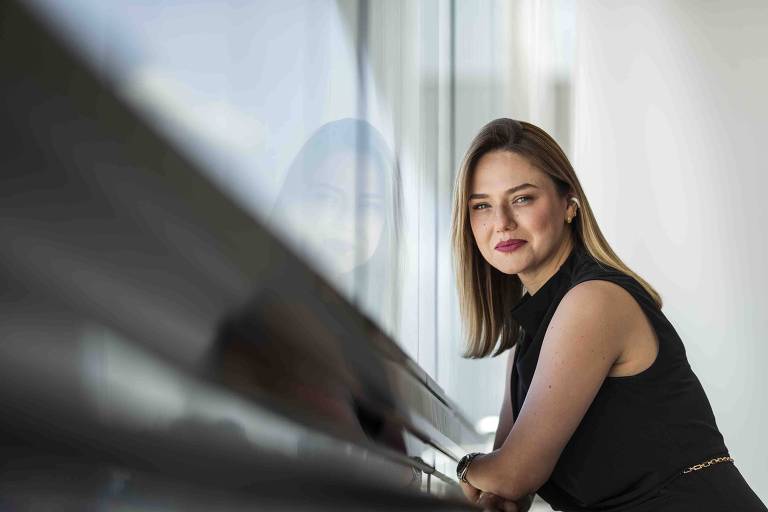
[573,1,768,499]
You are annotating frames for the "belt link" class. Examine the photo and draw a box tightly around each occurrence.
[682,456,734,474]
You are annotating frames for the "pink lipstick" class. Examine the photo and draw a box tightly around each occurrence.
[495,240,526,252]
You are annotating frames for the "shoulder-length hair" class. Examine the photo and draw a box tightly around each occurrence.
[450,118,662,358]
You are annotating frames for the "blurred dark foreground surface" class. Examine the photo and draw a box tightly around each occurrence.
[0,0,482,509]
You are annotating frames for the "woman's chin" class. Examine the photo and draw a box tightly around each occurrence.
[489,255,528,275]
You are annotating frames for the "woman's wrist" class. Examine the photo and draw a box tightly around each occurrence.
[456,452,483,483]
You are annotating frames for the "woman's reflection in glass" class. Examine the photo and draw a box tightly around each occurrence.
[271,118,401,322]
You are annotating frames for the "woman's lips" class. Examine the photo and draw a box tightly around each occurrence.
[495,240,526,252]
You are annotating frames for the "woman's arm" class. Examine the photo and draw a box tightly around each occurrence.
[495,346,535,512]
[460,349,513,500]
[464,280,634,501]
[493,345,516,450]
[461,346,533,512]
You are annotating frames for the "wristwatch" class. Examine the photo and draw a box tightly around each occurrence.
[456,452,482,483]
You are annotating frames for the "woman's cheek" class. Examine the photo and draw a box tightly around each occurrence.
[525,206,550,232]
[469,216,485,244]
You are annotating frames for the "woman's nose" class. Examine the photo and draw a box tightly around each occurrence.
[493,203,516,231]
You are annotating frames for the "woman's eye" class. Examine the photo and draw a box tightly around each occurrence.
[471,203,489,211]
[514,196,532,205]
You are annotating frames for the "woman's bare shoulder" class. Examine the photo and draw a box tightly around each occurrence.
[560,279,639,326]
[553,279,648,367]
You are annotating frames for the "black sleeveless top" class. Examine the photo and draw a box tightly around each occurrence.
[509,243,729,511]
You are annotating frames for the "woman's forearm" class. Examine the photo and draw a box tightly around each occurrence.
[464,449,539,501]
[493,348,517,450]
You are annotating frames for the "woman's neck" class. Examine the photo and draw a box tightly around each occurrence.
[521,236,575,296]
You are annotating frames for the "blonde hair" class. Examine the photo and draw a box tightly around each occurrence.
[451,119,662,358]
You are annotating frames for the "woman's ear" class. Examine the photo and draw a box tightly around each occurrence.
[565,195,579,223]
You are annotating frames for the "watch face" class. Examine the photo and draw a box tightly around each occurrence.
[457,453,481,482]
[457,454,470,480]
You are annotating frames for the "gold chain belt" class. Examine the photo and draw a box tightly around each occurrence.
[682,456,734,474]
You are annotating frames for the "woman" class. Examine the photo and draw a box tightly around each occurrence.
[450,119,766,511]
[271,118,402,331]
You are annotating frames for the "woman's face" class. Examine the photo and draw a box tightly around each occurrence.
[291,150,386,276]
[468,150,571,282]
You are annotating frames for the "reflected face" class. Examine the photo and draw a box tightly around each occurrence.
[468,151,570,279]
[288,150,386,275]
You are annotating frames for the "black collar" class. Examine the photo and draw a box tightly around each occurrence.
[509,244,583,335]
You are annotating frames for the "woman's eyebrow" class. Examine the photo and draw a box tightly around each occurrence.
[468,183,538,200]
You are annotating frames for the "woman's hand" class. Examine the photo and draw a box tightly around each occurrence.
[515,493,534,512]
[461,482,525,512]
[475,491,520,512]
[459,480,481,503]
